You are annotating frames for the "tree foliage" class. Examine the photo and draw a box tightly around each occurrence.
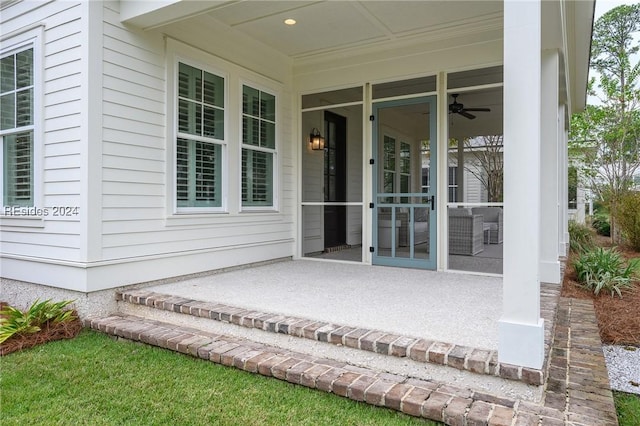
[569,4,640,239]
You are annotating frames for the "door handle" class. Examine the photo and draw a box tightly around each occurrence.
[431,195,435,211]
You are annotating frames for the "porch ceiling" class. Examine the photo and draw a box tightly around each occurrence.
[203,1,503,59]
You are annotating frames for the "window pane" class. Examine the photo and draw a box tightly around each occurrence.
[384,136,395,171]
[178,63,202,101]
[400,174,409,193]
[203,71,224,108]
[3,131,33,206]
[243,116,260,146]
[178,99,201,135]
[400,142,410,173]
[0,93,15,130]
[383,171,394,193]
[176,138,221,208]
[261,92,275,121]
[15,49,33,89]
[195,142,220,205]
[0,55,14,93]
[176,139,189,203]
[203,106,223,139]
[261,121,275,149]
[243,85,260,116]
[242,149,273,206]
[16,88,32,127]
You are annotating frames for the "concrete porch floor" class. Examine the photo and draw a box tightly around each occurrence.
[143,259,507,351]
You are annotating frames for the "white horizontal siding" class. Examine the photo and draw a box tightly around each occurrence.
[44,140,81,156]
[102,168,163,185]
[103,229,291,259]
[44,181,82,195]
[0,1,84,264]
[0,1,79,35]
[103,181,164,197]
[103,141,164,162]
[97,1,295,270]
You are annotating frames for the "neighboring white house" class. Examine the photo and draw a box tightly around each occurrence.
[0,0,594,369]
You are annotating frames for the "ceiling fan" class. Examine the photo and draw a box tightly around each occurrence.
[448,94,491,120]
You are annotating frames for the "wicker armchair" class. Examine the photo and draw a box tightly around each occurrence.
[448,208,484,255]
[471,207,503,244]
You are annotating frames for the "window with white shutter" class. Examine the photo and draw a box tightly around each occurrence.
[242,85,275,208]
[1,47,34,207]
[175,62,225,209]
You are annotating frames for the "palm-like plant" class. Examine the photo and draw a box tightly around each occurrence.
[0,299,76,344]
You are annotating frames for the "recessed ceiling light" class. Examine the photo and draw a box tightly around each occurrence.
[284,18,296,26]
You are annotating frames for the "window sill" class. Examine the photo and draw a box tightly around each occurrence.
[0,214,45,228]
[240,207,279,213]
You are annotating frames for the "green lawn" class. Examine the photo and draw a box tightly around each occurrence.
[615,391,640,426]
[3,330,637,425]
[1,330,433,425]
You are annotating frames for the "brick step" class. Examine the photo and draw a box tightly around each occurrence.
[116,289,544,387]
[84,314,565,425]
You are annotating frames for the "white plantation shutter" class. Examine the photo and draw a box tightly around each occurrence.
[1,47,34,206]
[3,132,33,206]
[176,138,221,208]
[242,85,275,207]
[242,149,272,205]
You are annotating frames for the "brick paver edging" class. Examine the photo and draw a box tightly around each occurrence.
[84,314,566,425]
[117,289,545,386]
[542,298,618,425]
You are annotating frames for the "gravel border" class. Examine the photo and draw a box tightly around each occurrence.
[603,344,640,395]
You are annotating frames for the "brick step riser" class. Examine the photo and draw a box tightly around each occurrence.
[116,290,545,390]
[84,314,566,426]
[118,299,542,402]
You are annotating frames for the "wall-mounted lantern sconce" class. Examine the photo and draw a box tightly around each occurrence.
[309,128,325,151]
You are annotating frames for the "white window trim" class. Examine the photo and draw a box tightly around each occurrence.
[239,79,278,212]
[0,25,43,215]
[169,53,229,214]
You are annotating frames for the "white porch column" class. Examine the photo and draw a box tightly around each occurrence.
[540,50,561,284]
[499,0,545,369]
[559,107,570,255]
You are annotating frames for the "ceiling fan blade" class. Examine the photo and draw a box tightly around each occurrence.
[459,111,476,120]
[464,107,491,112]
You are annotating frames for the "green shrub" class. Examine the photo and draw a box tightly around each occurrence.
[592,214,611,236]
[615,192,640,251]
[0,299,76,344]
[574,247,639,297]
[569,220,595,253]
